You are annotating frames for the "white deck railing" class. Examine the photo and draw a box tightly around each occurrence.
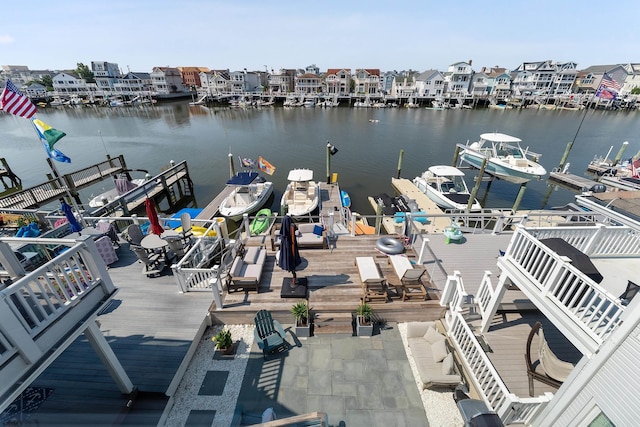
[0,236,116,406]
[501,226,628,352]
[171,221,226,292]
[447,311,551,425]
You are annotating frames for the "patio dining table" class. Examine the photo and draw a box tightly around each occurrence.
[540,238,603,283]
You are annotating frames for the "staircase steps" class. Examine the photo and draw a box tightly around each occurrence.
[313,312,354,335]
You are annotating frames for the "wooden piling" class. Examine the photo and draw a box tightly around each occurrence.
[467,158,487,212]
[396,149,404,179]
[613,141,629,166]
[512,183,528,212]
[228,153,235,179]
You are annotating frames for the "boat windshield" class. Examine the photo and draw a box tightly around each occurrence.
[496,143,522,158]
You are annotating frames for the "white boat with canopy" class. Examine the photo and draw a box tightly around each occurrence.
[280,169,319,217]
[413,165,482,211]
[219,171,274,221]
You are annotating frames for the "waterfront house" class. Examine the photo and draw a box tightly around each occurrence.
[391,71,419,98]
[91,61,121,97]
[51,72,97,99]
[229,70,263,95]
[267,68,296,94]
[621,63,640,95]
[577,64,628,95]
[324,68,351,95]
[439,195,640,426]
[353,69,381,97]
[200,69,231,97]
[415,70,445,98]
[23,83,47,99]
[512,61,578,96]
[178,66,210,90]
[150,66,189,96]
[445,61,473,96]
[113,72,153,98]
[380,70,399,95]
[470,71,488,97]
[482,67,511,98]
[294,72,322,94]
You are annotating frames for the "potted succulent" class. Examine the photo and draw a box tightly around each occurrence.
[291,300,312,338]
[355,302,374,336]
[212,328,234,355]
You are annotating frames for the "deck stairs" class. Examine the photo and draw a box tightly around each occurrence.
[312,312,353,335]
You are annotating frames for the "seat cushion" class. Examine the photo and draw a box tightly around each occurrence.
[423,327,444,345]
[431,339,449,362]
[244,246,261,264]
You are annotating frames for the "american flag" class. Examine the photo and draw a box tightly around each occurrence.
[596,73,621,100]
[1,79,37,118]
[600,73,621,90]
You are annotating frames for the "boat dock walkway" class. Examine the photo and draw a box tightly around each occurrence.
[196,186,234,220]
[0,156,129,210]
[376,178,451,234]
[549,171,603,191]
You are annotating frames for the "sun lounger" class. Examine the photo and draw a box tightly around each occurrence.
[355,256,387,303]
[388,254,427,301]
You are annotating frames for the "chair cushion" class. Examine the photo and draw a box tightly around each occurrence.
[406,321,437,338]
[431,338,448,362]
[244,246,261,264]
[230,257,243,277]
[441,353,455,375]
[423,327,444,345]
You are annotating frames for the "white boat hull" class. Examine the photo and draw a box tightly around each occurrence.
[89,178,146,208]
[459,151,546,184]
[280,183,320,217]
[413,166,482,211]
[219,182,274,221]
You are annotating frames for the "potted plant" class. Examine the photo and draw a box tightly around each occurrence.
[355,302,374,336]
[212,328,234,355]
[291,300,312,338]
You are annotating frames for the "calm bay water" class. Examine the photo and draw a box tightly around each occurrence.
[1,104,640,214]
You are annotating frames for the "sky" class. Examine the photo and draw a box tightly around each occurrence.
[2,0,639,74]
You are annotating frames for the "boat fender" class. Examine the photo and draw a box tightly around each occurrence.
[590,183,606,193]
[376,237,404,255]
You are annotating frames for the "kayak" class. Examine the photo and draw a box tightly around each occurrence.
[340,190,351,208]
[174,225,216,237]
[250,208,272,235]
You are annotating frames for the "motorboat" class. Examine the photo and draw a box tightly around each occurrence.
[219,171,274,221]
[89,174,147,208]
[413,165,482,211]
[457,132,547,184]
[280,169,319,217]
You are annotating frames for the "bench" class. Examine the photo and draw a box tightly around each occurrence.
[355,256,387,303]
[271,222,327,251]
[227,246,267,293]
[388,254,427,301]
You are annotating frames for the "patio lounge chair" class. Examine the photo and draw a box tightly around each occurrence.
[130,245,165,277]
[254,309,287,358]
[179,213,194,245]
[525,322,574,396]
[355,257,388,303]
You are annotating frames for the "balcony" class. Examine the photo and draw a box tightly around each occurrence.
[440,223,640,424]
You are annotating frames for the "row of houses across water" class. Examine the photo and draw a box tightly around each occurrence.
[3,60,640,108]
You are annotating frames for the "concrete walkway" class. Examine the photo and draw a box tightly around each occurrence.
[236,324,429,427]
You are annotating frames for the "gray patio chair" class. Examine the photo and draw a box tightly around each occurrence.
[130,245,164,277]
[179,213,194,245]
[125,223,144,247]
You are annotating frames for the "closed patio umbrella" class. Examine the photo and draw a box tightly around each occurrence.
[145,198,164,236]
[278,214,302,286]
[61,200,82,233]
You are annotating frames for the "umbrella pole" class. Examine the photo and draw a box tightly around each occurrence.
[290,223,297,287]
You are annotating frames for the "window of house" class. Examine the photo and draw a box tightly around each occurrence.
[588,412,615,427]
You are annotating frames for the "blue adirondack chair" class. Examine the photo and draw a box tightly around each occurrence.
[254,309,287,358]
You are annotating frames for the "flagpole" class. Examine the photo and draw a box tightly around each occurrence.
[30,119,87,226]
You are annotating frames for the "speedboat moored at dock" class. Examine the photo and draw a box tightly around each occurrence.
[413,165,482,211]
[457,132,547,184]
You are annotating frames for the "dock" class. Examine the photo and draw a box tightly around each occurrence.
[0,156,129,210]
[389,177,452,233]
[549,171,603,191]
[196,186,234,220]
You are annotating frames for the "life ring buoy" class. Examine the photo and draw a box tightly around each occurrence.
[376,237,404,255]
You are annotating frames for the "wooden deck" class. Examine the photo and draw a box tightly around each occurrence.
[474,311,582,399]
[212,234,446,327]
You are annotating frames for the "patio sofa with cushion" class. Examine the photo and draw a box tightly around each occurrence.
[227,246,267,293]
[271,222,327,251]
[406,321,462,389]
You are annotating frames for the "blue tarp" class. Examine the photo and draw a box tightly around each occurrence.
[226,171,258,185]
[163,208,204,229]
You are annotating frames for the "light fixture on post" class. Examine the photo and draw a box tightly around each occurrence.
[326,141,338,184]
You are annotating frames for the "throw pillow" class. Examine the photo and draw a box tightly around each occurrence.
[244,246,260,264]
[441,353,455,375]
[431,338,449,363]
[423,327,444,345]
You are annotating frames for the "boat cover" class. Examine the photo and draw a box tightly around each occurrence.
[227,171,258,185]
